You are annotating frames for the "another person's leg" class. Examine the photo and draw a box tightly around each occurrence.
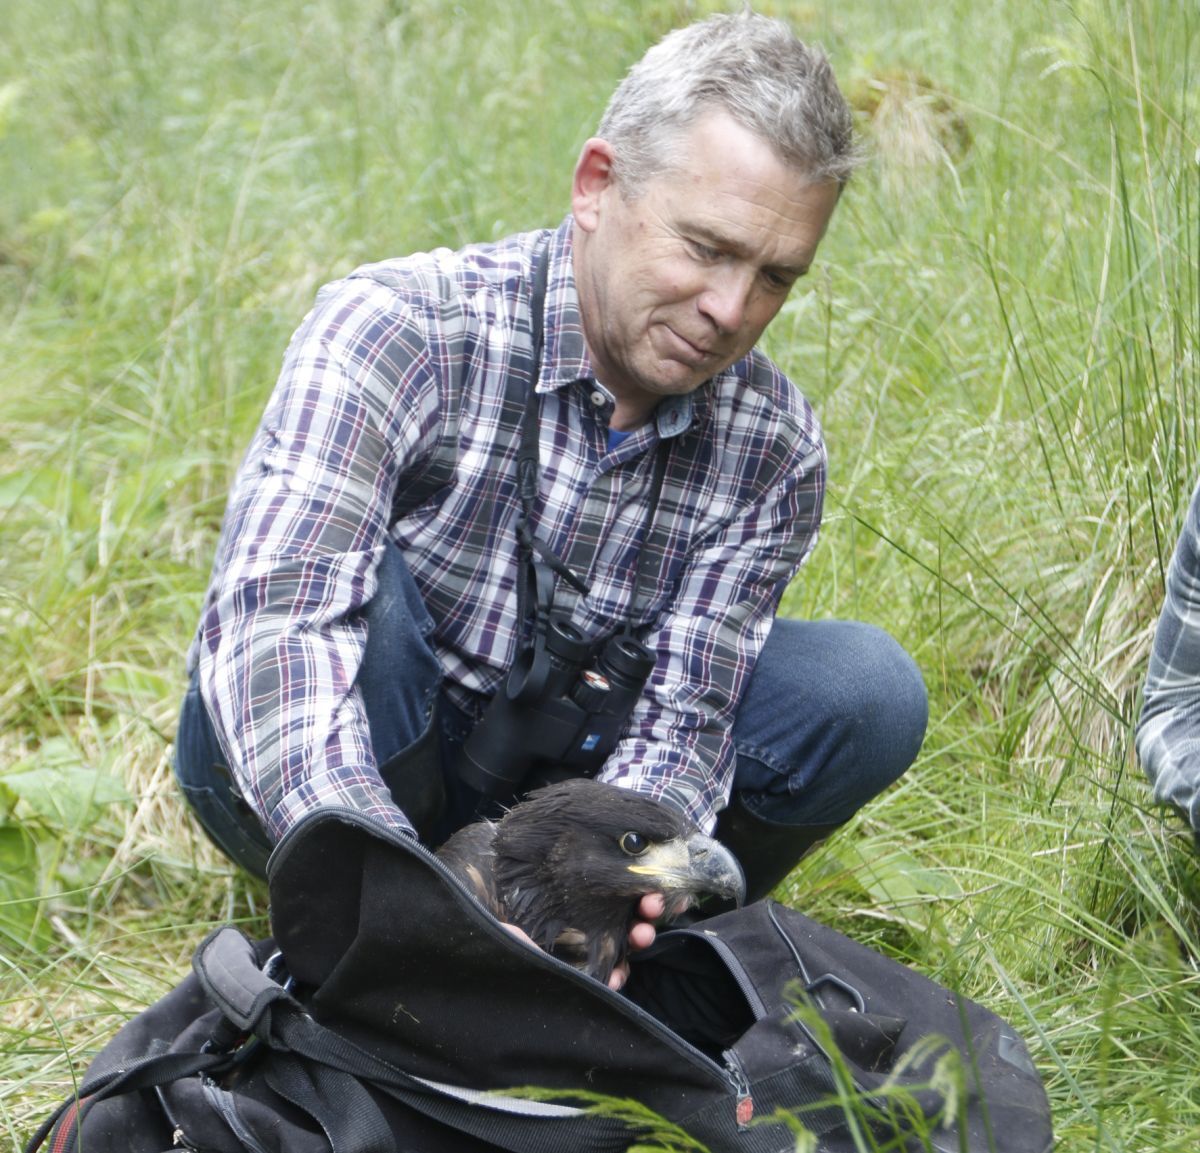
[174,541,446,876]
[722,618,928,901]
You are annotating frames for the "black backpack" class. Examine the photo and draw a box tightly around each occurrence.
[30,810,1054,1153]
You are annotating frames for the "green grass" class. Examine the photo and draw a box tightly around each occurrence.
[2,0,1197,1148]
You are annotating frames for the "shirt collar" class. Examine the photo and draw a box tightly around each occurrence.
[537,218,592,390]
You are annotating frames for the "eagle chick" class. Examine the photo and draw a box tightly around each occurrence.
[437,778,745,984]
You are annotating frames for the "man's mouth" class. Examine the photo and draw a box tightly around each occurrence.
[662,325,716,365]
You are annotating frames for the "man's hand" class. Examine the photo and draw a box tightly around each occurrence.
[501,922,540,949]
[608,892,665,991]
[501,891,665,992]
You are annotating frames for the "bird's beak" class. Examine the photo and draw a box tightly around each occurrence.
[684,832,746,907]
[626,831,746,907]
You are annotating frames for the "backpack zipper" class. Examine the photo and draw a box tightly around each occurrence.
[202,1078,272,1153]
[722,1048,755,1129]
[658,925,768,1128]
[662,926,768,1018]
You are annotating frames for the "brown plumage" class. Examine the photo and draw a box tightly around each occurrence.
[437,778,745,984]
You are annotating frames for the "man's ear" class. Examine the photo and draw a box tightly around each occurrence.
[571,137,617,234]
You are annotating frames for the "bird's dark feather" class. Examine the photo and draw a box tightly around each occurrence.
[436,778,744,984]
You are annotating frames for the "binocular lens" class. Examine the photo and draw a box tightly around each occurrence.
[546,616,592,663]
[599,635,655,684]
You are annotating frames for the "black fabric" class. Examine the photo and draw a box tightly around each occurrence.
[714,791,840,904]
[268,811,728,1113]
[31,810,1054,1153]
[628,901,1053,1152]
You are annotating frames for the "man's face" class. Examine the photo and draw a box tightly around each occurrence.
[571,111,841,429]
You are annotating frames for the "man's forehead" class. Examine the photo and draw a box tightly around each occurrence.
[662,174,838,271]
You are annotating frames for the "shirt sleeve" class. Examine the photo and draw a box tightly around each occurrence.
[196,278,440,842]
[597,434,825,833]
[1136,477,1200,834]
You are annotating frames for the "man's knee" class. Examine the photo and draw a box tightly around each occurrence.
[174,679,273,876]
[824,619,928,777]
[357,540,443,764]
[746,617,924,736]
[732,618,927,824]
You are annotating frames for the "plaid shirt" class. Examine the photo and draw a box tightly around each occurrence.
[190,219,825,840]
[1137,476,1200,834]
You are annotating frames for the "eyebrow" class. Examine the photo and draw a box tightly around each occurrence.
[685,223,811,280]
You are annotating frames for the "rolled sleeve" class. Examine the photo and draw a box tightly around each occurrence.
[599,438,825,833]
[197,279,441,841]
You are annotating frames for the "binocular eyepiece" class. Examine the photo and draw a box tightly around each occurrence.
[456,617,655,798]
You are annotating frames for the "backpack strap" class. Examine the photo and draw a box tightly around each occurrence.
[239,992,636,1153]
[30,925,643,1153]
[193,927,645,1153]
[25,930,276,1153]
[192,926,296,1043]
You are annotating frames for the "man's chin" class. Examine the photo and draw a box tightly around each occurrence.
[608,354,718,417]
[638,358,715,396]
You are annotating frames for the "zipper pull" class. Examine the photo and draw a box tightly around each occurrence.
[723,1050,754,1129]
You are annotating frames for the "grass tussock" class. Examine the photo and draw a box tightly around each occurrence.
[2,0,1199,1149]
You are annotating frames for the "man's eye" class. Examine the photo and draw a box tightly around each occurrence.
[762,269,800,293]
[620,831,649,856]
[687,240,721,262]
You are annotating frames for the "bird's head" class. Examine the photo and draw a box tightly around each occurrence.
[490,778,745,978]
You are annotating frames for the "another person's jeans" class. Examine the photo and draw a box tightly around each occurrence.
[175,542,928,877]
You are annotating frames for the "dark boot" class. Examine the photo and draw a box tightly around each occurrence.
[713,793,841,905]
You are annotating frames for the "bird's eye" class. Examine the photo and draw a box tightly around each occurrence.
[620,831,649,856]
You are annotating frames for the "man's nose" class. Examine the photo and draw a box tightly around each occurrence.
[698,266,755,334]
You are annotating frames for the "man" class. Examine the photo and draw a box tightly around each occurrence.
[174,10,928,977]
[1137,477,1200,851]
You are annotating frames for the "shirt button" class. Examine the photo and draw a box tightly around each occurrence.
[590,390,606,408]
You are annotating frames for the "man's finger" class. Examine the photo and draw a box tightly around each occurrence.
[502,922,539,949]
[628,921,656,950]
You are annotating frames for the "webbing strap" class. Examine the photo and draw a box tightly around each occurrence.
[29,929,641,1153]
[514,243,583,643]
[259,996,634,1153]
[513,244,671,654]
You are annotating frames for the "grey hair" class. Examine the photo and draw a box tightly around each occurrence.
[596,9,858,193]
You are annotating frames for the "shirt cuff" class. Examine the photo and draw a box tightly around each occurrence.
[268,766,417,843]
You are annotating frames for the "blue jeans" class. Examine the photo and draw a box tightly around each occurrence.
[175,542,927,875]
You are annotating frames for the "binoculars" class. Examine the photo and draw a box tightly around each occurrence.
[456,616,655,798]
